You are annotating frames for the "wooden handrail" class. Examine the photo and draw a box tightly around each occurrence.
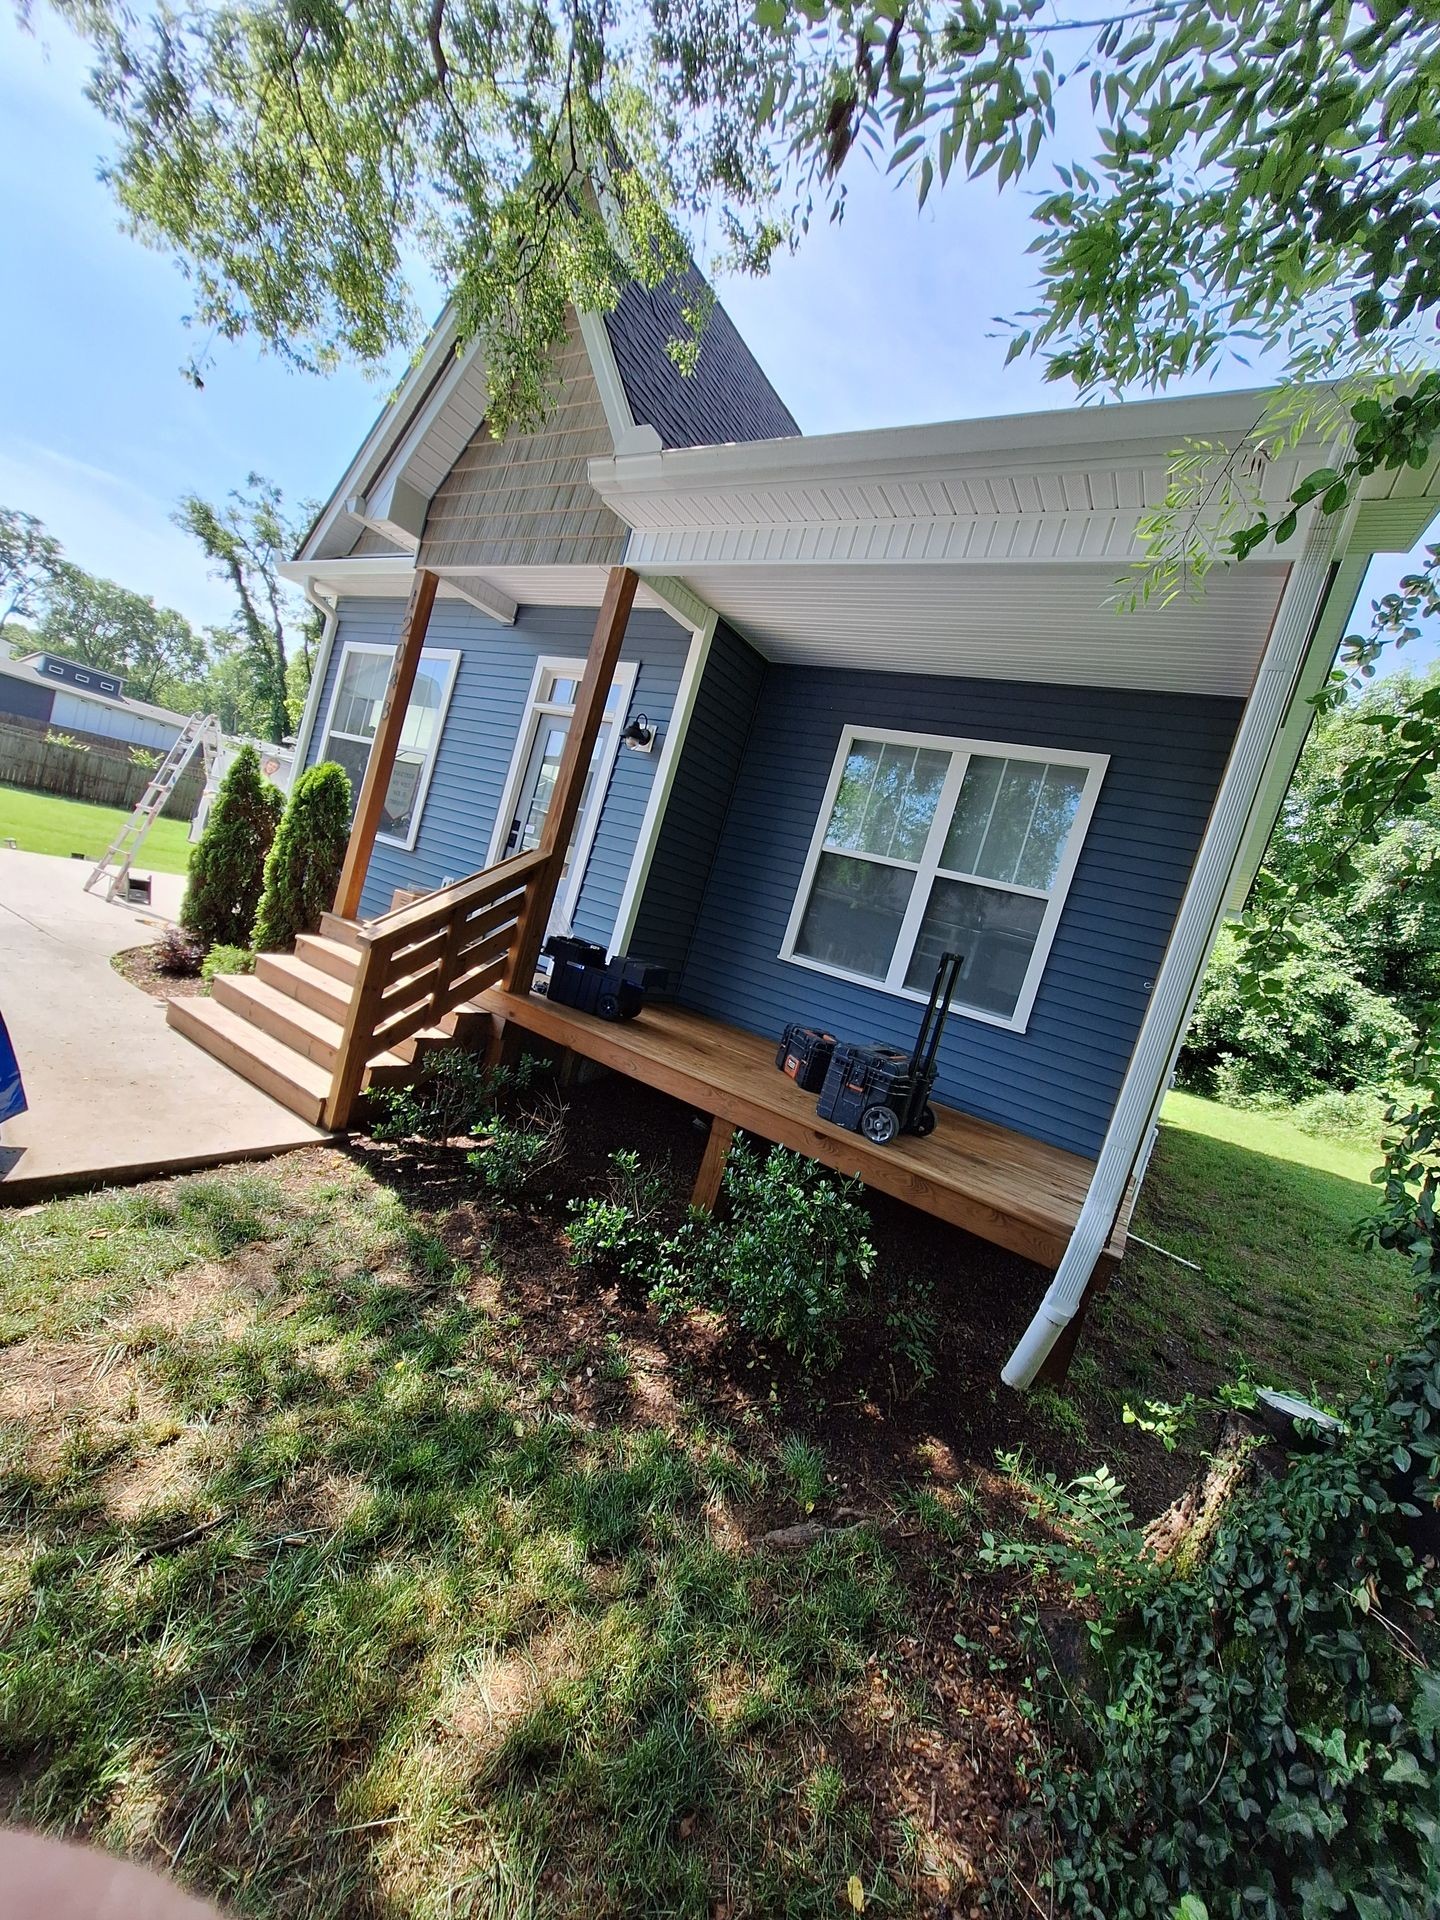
[364,848,550,945]
[323,847,551,1129]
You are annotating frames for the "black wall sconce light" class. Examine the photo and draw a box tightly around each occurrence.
[620,713,657,754]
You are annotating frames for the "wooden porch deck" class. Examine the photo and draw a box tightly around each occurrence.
[480,988,1127,1271]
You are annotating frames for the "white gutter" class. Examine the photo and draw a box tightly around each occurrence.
[1002,499,1354,1388]
[290,580,341,773]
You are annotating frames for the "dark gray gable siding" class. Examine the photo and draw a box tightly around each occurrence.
[306,596,691,930]
[629,621,766,978]
[0,674,55,726]
[605,273,800,449]
[667,663,1242,1160]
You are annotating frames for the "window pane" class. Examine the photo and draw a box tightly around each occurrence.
[904,877,1047,1018]
[325,734,371,803]
[942,755,1088,892]
[397,659,449,755]
[795,853,914,981]
[826,738,949,863]
[332,651,390,739]
[383,751,425,839]
[1015,765,1087,890]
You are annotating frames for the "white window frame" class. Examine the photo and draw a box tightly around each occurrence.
[485,654,640,929]
[318,639,460,851]
[778,725,1109,1035]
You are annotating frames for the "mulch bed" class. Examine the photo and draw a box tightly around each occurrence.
[111,942,205,1002]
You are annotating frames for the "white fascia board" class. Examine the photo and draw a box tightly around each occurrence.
[299,309,461,561]
[446,575,518,626]
[280,557,417,593]
[591,386,1298,502]
[576,309,663,456]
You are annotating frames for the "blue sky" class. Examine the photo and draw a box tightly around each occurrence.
[1,6,1435,656]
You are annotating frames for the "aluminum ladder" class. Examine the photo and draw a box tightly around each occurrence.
[84,712,221,902]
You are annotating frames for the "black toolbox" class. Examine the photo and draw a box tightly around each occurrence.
[541,936,668,1021]
[812,951,963,1145]
[775,1024,837,1092]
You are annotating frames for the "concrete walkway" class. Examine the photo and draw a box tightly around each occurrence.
[0,851,326,1201]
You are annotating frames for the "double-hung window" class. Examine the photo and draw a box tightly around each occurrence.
[780,728,1107,1031]
[318,641,460,849]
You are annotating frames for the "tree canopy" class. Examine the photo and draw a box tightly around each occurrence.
[35,561,208,709]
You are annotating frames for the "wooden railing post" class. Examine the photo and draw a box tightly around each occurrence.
[324,939,386,1130]
[333,568,440,921]
[503,565,639,991]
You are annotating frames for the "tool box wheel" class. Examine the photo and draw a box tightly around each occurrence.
[597,990,622,1021]
[860,1104,900,1146]
[913,1105,937,1138]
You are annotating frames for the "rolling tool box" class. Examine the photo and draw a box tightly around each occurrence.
[541,936,668,1021]
[775,1024,837,1092]
[814,950,964,1145]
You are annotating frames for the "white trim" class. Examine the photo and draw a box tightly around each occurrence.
[1002,508,1355,1389]
[444,574,519,626]
[291,581,340,772]
[484,654,640,930]
[777,726,1107,1035]
[577,309,663,457]
[317,639,461,852]
[611,603,719,952]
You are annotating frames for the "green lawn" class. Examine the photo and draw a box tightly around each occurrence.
[1106,1088,1415,1407]
[0,784,193,875]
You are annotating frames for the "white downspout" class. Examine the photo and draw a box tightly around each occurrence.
[290,580,341,773]
[1003,503,1354,1389]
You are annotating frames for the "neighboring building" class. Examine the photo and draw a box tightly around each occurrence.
[0,650,191,751]
[166,272,1440,1386]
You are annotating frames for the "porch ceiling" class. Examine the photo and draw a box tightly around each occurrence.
[652,559,1290,696]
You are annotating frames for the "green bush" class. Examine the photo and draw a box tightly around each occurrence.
[368,1050,534,1144]
[201,944,255,984]
[1181,925,1414,1105]
[251,761,352,952]
[566,1150,674,1281]
[467,1104,566,1202]
[180,744,282,949]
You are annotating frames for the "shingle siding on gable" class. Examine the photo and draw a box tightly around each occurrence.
[666,663,1242,1159]
[306,596,690,929]
[605,274,800,450]
[629,621,766,978]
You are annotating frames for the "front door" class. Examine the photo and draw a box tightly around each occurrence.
[494,659,639,935]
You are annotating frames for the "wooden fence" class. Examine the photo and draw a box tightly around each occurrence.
[0,721,202,820]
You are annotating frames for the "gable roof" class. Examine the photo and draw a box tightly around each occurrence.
[298,271,796,564]
[603,272,799,450]
[0,649,192,728]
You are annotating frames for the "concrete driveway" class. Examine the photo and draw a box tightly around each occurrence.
[0,851,326,1200]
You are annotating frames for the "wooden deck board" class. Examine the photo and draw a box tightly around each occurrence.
[478,990,1109,1269]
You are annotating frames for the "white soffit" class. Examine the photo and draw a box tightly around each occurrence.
[659,561,1291,696]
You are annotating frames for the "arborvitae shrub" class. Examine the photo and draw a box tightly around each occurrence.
[180,744,282,949]
[251,761,353,952]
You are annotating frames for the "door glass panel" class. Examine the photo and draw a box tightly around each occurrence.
[904,877,1047,1017]
[794,853,914,980]
[517,723,569,852]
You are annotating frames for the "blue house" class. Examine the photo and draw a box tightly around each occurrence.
[169,280,1440,1384]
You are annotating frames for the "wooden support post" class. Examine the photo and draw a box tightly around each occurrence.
[332,568,440,921]
[690,1118,736,1212]
[503,565,639,991]
[1033,1255,1118,1388]
[323,941,386,1130]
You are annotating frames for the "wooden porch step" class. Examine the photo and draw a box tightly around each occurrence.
[166,996,332,1125]
[210,973,408,1080]
[255,951,353,1024]
[294,933,361,983]
[319,913,364,950]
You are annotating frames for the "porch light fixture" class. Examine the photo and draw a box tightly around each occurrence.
[620,713,656,753]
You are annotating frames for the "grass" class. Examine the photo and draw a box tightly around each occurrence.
[0,1157,1003,1918]
[1108,1088,1415,1408]
[0,784,193,874]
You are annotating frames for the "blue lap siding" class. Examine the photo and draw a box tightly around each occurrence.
[306,596,691,931]
[638,658,1242,1160]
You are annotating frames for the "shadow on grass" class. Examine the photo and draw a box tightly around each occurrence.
[1109,1114,1415,1406]
[0,1163,966,1920]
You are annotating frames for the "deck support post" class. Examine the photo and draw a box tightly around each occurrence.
[1033,1255,1118,1387]
[690,1118,736,1212]
[503,565,639,991]
[333,568,440,921]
